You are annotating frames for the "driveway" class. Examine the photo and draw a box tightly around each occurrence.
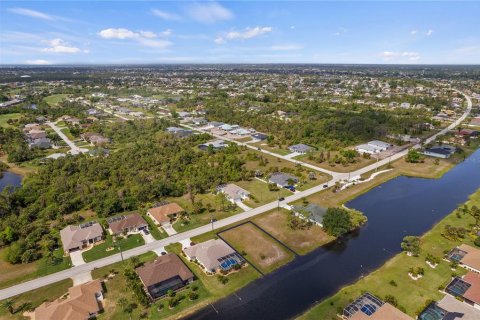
[70,250,85,267]
[162,223,177,236]
[71,271,92,286]
[141,232,155,244]
[153,246,167,256]
[236,201,252,211]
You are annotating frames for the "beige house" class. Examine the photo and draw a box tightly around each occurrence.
[34,280,104,320]
[184,239,241,273]
[147,203,184,226]
[60,223,104,254]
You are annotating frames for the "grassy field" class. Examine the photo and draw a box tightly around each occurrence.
[0,113,22,128]
[294,150,376,173]
[236,179,291,207]
[298,188,480,320]
[82,234,145,263]
[0,279,73,320]
[249,142,292,156]
[171,193,243,233]
[43,94,69,107]
[0,248,71,290]
[221,223,295,274]
[253,209,335,255]
[60,127,75,140]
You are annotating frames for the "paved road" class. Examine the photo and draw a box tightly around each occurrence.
[0,90,471,300]
[47,122,87,155]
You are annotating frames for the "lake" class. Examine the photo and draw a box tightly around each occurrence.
[0,171,22,192]
[185,148,480,320]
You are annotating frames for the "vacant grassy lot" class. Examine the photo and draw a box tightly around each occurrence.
[0,113,22,128]
[236,179,291,207]
[0,248,71,290]
[299,188,480,320]
[294,150,376,173]
[60,127,75,140]
[221,223,294,274]
[171,193,242,233]
[43,94,69,107]
[249,141,291,156]
[82,234,145,262]
[254,209,334,255]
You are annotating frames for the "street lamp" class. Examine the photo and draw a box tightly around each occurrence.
[114,238,124,264]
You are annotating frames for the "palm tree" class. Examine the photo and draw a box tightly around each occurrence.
[2,299,15,314]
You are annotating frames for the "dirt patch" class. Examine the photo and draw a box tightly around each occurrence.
[221,223,293,274]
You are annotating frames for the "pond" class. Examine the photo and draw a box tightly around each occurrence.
[185,149,480,320]
[0,171,22,192]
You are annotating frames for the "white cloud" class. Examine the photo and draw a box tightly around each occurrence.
[97,28,172,49]
[215,26,272,44]
[271,44,303,51]
[151,9,182,21]
[98,28,138,39]
[26,59,52,65]
[426,29,434,36]
[186,2,233,23]
[41,39,81,53]
[381,51,420,61]
[333,27,347,36]
[410,30,418,35]
[8,8,54,21]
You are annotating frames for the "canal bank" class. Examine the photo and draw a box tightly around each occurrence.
[184,148,480,320]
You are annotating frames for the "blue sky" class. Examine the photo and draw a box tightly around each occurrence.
[0,1,479,65]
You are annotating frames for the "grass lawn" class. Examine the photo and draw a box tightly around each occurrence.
[0,113,22,128]
[0,279,73,320]
[221,223,294,274]
[82,234,145,263]
[298,188,480,320]
[236,179,291,208]
[43,94,69,107]
[171,193,242,233]
[294,150,376,173]
[249,141,292,156]
[143,214,168,240]
[0,248,71,290]
[60,127,75,140]
[253,209,335,255]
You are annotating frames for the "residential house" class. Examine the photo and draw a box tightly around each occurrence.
[445,272,480,310]
[34,280,104,320]
[355,144,381,155]
[60,222,104,254]
[251,133,268,142]
[192,118,207,126]
[82,133,110,146]
[469,117,480,127]
[423,145,457,159]
[206,121,224,129]
[343,292,413,320]
[136,253,194,300]
[288,144,315,154]
[448,244,480,273]
[29,137,52,149]
[217,184,250,203]
[292,204,327,227]
[269,172,299,188]
[367,140,391,151]
[147,203,185,226]
[400,102,411,109]
[166,127,193,138]
[107,214,148,235]
[198,139,227,151]
[184,239,243,273]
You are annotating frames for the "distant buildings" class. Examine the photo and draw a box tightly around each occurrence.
[60,222,104,254]
[166,127,193,138]
[198,139,228,151]
[136,253,194,300]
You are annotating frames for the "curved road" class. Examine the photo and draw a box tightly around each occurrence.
[0,90,472,300]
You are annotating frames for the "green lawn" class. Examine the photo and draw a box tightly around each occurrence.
[82,234,145,263]
[249,142,291,156]
[299,188,480,320]
[171,193,242,233]
[0,113,22,128]
[0,279,73,320]
[236,179,291,208]
[43,94,69,107]
[0,248,71,290]
[60,127,75,140]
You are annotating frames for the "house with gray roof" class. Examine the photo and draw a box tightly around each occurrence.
[288,144,315,154]
[292,204,327,227]
[269,172,299,188]
[198,139,227,151]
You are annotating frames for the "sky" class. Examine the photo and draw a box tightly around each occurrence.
[0,1,479,65]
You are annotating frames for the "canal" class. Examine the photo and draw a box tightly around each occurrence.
[185,149,480,320]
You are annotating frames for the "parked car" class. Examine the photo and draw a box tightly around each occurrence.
[284,185,296,192]
[323,184,328,188]
[143,229,150,235]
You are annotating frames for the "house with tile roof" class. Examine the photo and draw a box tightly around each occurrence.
[60,222,104,254]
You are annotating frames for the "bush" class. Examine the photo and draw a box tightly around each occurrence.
[474,236,480,247]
